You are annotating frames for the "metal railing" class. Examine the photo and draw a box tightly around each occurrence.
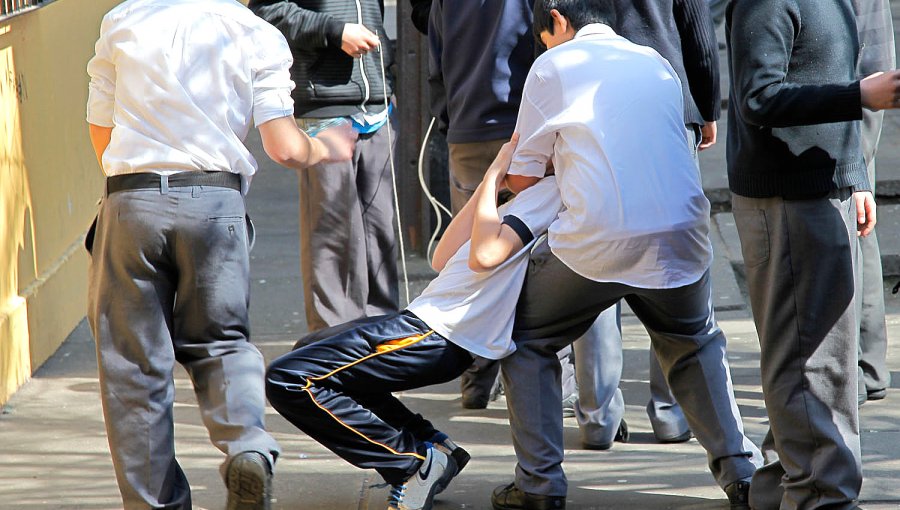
[1,0,45,18]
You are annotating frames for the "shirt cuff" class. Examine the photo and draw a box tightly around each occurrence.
[501,215,534,245]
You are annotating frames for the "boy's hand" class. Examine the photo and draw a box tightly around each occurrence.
[698,121,717,150]
[485,133,520,189]
[316,123,358,162]
[854,191,876,237]
[341,24,380,58]
[860,70,900,111]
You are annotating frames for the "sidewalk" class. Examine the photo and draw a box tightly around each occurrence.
[3,6,900,510]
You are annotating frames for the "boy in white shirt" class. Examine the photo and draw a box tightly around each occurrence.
[85,1,355,509]
[265,137,562,510]
[491,2,762,510]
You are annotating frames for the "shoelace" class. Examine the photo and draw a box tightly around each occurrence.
[387,484,407,506]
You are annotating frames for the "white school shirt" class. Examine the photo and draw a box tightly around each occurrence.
[406,177,563,360]
[507,24,712,289]
[86,0,295,179]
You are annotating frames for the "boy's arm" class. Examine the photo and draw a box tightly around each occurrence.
[249,0,379,58]
[258,116,356,170]
[88,124,112,169]
[431,135,521,272]
[730,0,866,127]
[468,136,527,272]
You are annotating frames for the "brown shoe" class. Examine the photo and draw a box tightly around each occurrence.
[491,483,565,510]
[226,451,271,510]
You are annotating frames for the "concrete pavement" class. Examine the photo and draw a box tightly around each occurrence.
[4,4,900,509]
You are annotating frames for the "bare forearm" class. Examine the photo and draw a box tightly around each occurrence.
[431,182,483,271]
[88,123,112,169]
[258,117,330,170]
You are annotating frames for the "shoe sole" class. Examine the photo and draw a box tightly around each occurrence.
[657,430,692,444]
[226,455,270,510]
[868,389,887,400]
[434,446,470,497]
[421,456,459,510]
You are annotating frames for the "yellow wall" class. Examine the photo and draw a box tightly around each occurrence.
[0,0,120,404]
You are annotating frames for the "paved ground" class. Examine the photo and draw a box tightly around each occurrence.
[4,4,900,510]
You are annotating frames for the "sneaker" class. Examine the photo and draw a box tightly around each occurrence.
[561,392,578,418]
[226,451,271,510]
[582,419,629,451]
[387,444,458,510]
[430,432,471,474]
[491,482,566,510]
[724,478,751,510]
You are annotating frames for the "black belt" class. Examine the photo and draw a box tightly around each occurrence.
[106,171,241,194]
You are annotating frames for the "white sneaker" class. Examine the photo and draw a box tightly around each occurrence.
[387,444,457,510]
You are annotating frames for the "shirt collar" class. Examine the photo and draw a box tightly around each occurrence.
[574,23,617,39]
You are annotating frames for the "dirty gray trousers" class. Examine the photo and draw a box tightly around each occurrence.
[732,190,862,510]
[501,242,762,496]
[87,185,280,509]
[299,122,399,332]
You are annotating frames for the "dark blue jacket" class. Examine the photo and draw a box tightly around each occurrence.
[428,0,534,144]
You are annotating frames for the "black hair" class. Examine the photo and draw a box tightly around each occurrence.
[532,0,615,42]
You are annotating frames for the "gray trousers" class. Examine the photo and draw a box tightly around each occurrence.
[857,161,891,396]
[732,190,862,510]
[87,184,280,509]
[502,241,762,496]
[299,120,399,332]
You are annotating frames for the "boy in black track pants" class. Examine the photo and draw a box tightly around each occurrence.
[265,136,561,510]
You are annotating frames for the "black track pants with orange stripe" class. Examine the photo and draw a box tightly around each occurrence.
[266,311,475,484]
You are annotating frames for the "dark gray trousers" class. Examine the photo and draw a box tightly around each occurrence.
[87,184,280,509]
[732,190,862,510]
[299,120,400,332]
[502,242,762,496]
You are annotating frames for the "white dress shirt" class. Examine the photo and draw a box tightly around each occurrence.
[86,0,295,178]
[507,24,712,289]
[407,177,563,360]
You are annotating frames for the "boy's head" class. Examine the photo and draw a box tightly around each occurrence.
[533,0,614,49]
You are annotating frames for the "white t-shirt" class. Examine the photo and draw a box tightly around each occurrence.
[406,177,563,360]
[86,0,295,178]
[507,24,713,289]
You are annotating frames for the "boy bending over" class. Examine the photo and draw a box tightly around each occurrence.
[265,137,560,510]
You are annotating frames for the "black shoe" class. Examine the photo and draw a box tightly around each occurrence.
[867,388,887,401]
[226,451,271,510]
[724,479,751,510]
[461,395,489,409]
[582,419,630,450]
[491,483,566,510]
[657,429,693,444]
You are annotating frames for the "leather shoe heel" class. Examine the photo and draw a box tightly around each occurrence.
[491,482,566,510]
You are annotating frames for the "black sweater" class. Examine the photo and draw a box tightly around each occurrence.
[610,0,720,125]
[248,0,392,119]
[725,0,867,198]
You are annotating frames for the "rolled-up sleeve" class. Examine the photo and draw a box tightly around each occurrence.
[508,67,557,178]
[86,16,116,127]
[251,26,296,126]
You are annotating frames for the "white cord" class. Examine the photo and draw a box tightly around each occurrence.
[417,117,453,260]
[377,43,411,306]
